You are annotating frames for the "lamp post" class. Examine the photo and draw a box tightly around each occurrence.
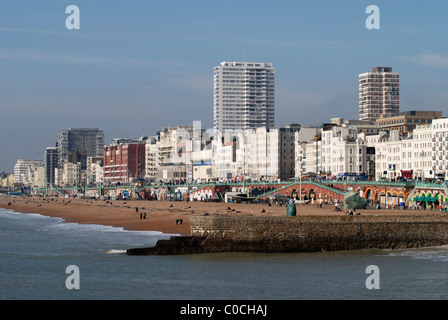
[299,153,302,202]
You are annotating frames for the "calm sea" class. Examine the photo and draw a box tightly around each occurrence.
[1,207,448,301]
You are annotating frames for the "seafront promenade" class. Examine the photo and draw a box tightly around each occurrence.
[28,179,448,212]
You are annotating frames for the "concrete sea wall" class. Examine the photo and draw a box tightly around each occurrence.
[127,215,448,255]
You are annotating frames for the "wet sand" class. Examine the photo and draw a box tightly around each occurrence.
[0,196,443,236]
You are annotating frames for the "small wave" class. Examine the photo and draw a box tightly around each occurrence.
[0,208,61,222]
[105,249,127,254]
[0,208,22,215]
[386,246,448,262]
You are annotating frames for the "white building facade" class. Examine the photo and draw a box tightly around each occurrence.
[13,159,43,186]
[431,118,448,180]
[321,126,367,178]
[374,125,436,181]
[212,126,297,182]
[294,127,322,177]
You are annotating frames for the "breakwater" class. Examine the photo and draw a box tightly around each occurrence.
[126,214,448,255]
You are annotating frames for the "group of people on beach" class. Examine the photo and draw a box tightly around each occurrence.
[345,208,360,216]
[135,205,184,225]
[333,199,361,215]
[136,207,147,219]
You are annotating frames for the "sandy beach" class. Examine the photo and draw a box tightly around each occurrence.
[0,196,443,236]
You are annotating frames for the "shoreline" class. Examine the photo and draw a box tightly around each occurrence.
[1,196,446,237]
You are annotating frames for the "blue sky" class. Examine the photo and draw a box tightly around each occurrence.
[1,0,448,172]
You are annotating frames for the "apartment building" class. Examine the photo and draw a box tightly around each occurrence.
[57,128,105,167]
[359,67,399,123]
[44,147,58,186]
[213,61,275,132]
[103,142,145,185]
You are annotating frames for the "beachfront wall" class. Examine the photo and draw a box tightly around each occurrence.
[188,215,448,252]
[128,214,448,255]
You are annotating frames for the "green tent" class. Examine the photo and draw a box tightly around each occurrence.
[413,196,424,202]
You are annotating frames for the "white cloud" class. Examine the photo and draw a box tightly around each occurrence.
[398,53,448,69]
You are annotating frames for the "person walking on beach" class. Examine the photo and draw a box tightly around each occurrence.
[140,212,142,219]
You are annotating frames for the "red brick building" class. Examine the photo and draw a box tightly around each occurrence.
[103,143,145,184]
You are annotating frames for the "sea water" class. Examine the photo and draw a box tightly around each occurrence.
[1,208,448,300]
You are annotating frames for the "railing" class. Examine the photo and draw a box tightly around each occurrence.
[414,181,448,189]
[320,180,415,187]
[31,180,448,200]
[253,181,298,199]
[308,181,347,196]
[253,180,347,199]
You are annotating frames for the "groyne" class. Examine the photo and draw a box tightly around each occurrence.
[126,214,448,255]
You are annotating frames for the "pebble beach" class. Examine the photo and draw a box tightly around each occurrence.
[1,196,443,236]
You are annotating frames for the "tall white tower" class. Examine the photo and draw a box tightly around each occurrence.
[213,61,275,132]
